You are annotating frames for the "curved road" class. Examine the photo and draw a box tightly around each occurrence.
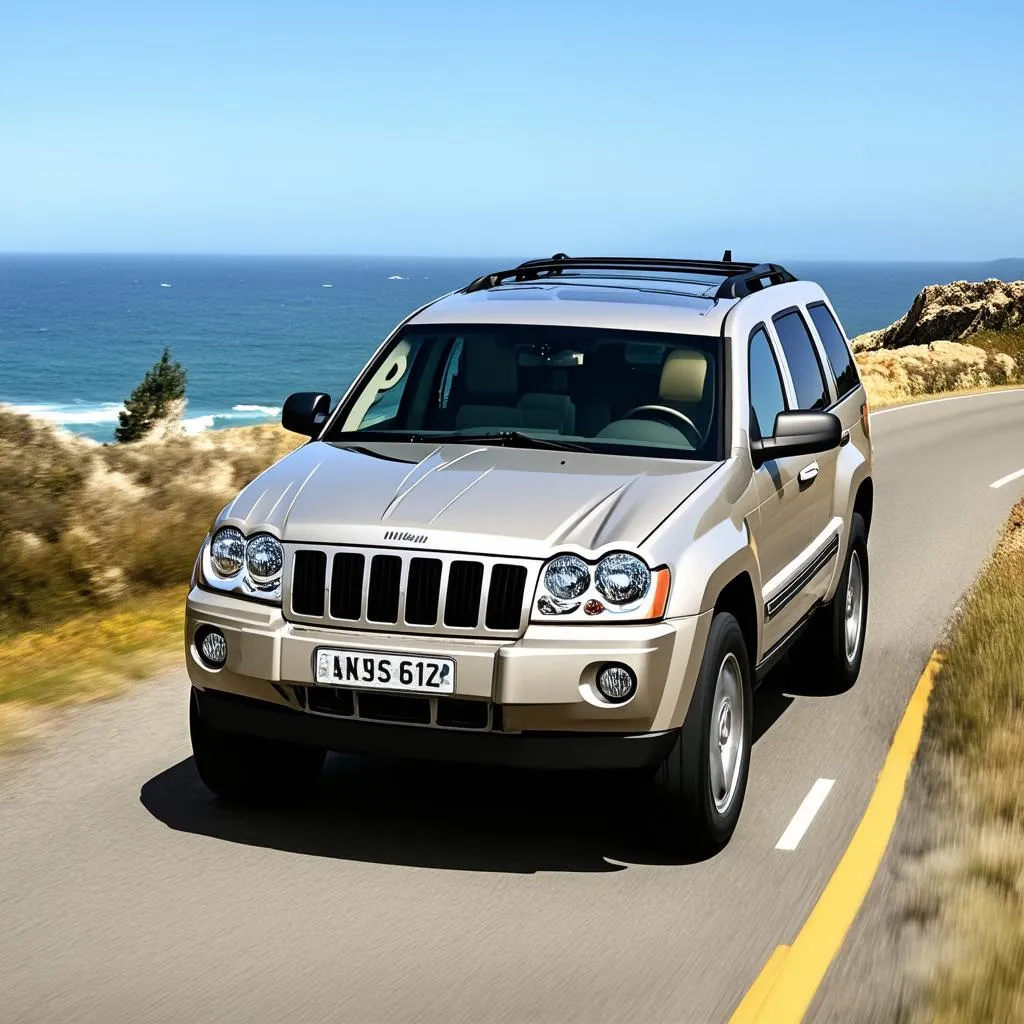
[4,390,1024,1024]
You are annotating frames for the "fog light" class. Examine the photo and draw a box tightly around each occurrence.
[596,663,636,703]
[198,627,227,668]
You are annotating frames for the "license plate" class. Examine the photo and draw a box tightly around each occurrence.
[314,648,455,694]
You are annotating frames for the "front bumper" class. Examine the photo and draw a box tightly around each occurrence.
[185,586,711,737]
[195,688,679,770]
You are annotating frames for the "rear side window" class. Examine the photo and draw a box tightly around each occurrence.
[773,310,829,410]
[748,326,787,440]
[808,303,859,399]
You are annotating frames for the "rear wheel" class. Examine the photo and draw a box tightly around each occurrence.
[660,612,752,854]
[792,513,869,692]
[190,690,325,803]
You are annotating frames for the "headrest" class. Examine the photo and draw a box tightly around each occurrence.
[519,392,575,433]
[461,338,518,396]
[518,393,571,413]
[659,349,708,404]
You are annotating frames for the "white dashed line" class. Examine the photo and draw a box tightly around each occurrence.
[776,778,835,851]
[990,467,1024,490]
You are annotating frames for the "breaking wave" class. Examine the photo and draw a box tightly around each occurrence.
[6,402,125,426]
[3,400,282,437]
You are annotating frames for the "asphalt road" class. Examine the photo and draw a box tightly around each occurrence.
[4,389,1024,1024]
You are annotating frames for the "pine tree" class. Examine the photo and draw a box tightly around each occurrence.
[114,348,188,443]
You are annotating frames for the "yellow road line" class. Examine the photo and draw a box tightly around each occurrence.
[729,652,941,1024]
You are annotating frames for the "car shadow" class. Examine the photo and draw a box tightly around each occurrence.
[141,754,715,874]
[752,651,860,743]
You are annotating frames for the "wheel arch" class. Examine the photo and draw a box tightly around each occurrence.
[853,476,874,536]
[711,571,759,670]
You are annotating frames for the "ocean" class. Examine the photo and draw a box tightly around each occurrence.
[2,254,1023,442]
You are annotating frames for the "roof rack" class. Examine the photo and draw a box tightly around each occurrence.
[462,254,798,299]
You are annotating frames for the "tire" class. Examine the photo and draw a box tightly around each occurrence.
[792,513,869,692]
[660,612,753,854]
[189,690,326,803]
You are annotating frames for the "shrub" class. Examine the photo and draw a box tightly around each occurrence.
[114,348,187,443]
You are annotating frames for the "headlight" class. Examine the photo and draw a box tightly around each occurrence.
[543,554,590,600]
[245,534,284,588]
[533,551,670,623]
[210,527,245,577]
[595,553,651,605]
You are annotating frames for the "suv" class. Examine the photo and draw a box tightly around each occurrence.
[186,255,873,851]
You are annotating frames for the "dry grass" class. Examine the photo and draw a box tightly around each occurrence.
[0,587,186,747]
[0,411,303,748]
[903,500,1024,1022]
[0,410,301,632]
[855,338,1021,408]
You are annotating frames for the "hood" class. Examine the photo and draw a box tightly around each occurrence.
[219,441,720,557]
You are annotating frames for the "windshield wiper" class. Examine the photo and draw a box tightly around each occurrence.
[424,431,593,453]
[328,428,592,453]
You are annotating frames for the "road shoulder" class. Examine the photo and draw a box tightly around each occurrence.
[812,499,1024,1021]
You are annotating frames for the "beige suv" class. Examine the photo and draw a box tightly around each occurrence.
[186,255,873,851]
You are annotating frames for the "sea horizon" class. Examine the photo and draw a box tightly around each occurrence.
[3,253,1023,442]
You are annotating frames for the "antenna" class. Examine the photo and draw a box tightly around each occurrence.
[722,249,732,262]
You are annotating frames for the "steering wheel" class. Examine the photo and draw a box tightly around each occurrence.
[622,405,702,448]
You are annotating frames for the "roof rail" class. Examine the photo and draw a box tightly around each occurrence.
[462,254,797,299]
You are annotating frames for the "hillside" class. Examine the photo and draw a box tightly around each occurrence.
[0,410,302,634]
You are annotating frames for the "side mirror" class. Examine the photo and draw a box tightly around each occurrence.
[282,392,332,437]
[751,410,841,467]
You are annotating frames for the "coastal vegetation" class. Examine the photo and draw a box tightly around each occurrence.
[0,410,301,743]
[888,500,1024,1021]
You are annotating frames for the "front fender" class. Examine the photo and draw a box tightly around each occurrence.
[642,457,763,646]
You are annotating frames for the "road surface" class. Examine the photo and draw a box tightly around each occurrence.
[3,389,1024,1024]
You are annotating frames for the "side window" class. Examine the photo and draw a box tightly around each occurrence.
[773,310,829,410]
[808,303,859,399]
[748,327,787,440]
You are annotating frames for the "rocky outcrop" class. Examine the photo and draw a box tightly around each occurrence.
[853,279,1024,352]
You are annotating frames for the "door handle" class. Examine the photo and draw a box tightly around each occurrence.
[798,461,819,486]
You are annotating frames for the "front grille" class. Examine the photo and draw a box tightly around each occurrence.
[406,557,442,625]
[292,551,327,616]
[435,697,489,730]
[366,554,402,622]
[286,546,533,636]
[358,691,432,725]
[302,687,496,731]
[444,560,485,627]
[486,564,529,630]
[305,685,355,717]
[330,552,364,620]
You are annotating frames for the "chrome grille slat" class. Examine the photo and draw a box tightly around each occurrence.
[285,544,536,637]
[395,555,412,626]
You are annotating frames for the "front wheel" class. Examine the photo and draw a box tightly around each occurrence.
[660,612,753,854]
[189,690,325,803]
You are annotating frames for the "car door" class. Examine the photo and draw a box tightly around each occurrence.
[750,312,838,651]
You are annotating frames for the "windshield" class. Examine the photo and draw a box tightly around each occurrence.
[324,323,723,460]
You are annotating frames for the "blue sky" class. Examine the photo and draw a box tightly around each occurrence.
[1,0,1021,259]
